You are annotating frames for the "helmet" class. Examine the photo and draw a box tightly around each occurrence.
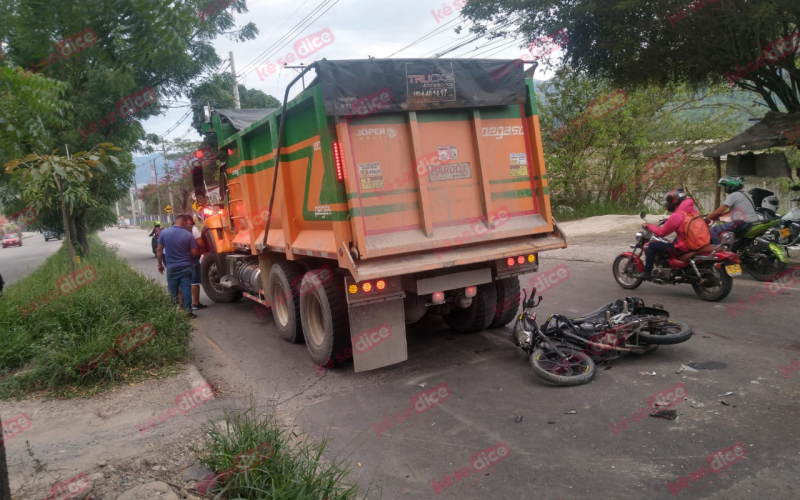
[717,175,744,194]
[762,195,779,213]
[154,221,161,227]
[664,188,687,212]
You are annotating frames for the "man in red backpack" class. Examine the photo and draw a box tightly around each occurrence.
[637,188,705,280]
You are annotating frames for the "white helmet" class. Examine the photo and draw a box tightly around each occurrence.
[762,196,779,213]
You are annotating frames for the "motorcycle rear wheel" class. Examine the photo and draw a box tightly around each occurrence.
[636,318,692,345]
[612,255,643,289]
[691,267,733,301]
[746,257,787,282]
[530,344,596,386]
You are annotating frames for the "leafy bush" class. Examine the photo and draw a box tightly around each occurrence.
[0,236,192,398]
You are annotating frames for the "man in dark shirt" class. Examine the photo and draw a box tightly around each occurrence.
[157,215,198,316]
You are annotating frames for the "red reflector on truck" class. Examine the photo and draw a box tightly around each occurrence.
[333,142,344,181]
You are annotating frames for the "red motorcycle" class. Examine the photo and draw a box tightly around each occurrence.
[612,213,741,301]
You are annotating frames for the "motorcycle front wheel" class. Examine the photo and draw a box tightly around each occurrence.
[612,255,643,289]
[692,266,733,301]
[530,344,596,386]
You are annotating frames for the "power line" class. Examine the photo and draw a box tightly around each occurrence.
[237,0,341,80]
[237,0,313,75]
[386,16,464,58]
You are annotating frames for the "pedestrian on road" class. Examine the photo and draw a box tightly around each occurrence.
[184,214,207,311]
[157,214,199,317]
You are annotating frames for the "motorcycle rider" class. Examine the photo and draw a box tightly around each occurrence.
[705,176,760,238]
[636,189,699,280]
[148,221,163,238]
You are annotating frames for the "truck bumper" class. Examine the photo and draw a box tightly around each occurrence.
[342,222,567,282]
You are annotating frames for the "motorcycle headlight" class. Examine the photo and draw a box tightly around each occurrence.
[635,232,644,239]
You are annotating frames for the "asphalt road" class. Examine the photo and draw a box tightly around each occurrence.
[0,232,62,287]
[96,227,800,500]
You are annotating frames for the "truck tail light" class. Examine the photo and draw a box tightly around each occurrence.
[376,280,386,290]
[465,286,477,298]
[432,291,445,303]
[362,282,372,293]
[333,142,344,181]
[507,257,515,267]
[517,255,525,265]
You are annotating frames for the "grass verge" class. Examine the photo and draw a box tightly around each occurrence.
[196,398,373,500]
[0,235,192,398]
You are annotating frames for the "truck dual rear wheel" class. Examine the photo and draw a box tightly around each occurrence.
[443,283,497,333]
[268,262,304,343]
[200,256,243,303]
[489,277,520,328]
[299,270,351,367]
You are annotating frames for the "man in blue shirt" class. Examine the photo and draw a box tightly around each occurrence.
[157,215,199,316]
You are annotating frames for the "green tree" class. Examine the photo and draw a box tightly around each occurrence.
[2,0,258,237]
[537,69,743,211]
[5,144,124,265]
[188,73,281,134]
[462,0,800,113]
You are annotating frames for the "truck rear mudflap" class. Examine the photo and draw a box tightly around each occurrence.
[340,222,567,283]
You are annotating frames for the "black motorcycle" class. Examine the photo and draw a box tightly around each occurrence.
[511,288,692,386]
[151,234,158,257]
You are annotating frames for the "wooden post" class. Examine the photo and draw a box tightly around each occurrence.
[713,156,722,209]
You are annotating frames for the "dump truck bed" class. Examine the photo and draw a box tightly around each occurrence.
[210,59,563,277]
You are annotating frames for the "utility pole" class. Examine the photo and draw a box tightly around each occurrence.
[230,51,241,109]
[128,187,137,225]
[115,201,120,217]
[151,161,162,219]
[162,142,176,221]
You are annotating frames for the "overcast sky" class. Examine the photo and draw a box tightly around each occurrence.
[141,0,561,148]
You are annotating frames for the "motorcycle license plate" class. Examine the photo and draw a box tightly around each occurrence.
[725,264,742,276]
[780,228,791,237]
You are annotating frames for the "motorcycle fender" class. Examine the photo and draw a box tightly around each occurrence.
[714,252,740,263]
[620,252,644,272]
[769,242,788,263]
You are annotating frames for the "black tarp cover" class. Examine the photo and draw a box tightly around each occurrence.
[703,111,800,157]
[216,108,277,132]
[313,59,527,117]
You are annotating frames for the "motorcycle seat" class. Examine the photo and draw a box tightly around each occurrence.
[677,244,722,262]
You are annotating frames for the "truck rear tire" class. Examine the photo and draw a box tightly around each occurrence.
[201,256,243,303]
[489,277,520,328]
[443,283,497,333]
[299,270,351,367]
[269,262,304,343]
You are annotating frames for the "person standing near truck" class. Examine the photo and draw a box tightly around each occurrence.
[157,214,199,317]
[184,215,207,310]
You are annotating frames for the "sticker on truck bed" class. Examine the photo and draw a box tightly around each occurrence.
[358,162,385,190]
[315,206,332,218]
[406,62,456,104]
[437,146,458,161]
[429,162,471,182]
[510,153,529,177]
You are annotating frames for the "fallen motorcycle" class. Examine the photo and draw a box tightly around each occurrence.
[612,212,741,301]
[511,287,692,386]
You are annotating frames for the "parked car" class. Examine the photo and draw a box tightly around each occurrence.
[3,233,22,248]
[43,229,62,242]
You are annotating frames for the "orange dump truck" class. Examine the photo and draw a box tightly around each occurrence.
[193,58,566,371]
